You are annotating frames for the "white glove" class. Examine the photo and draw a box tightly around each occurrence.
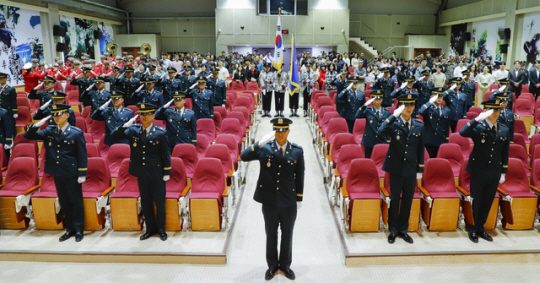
[13,114,18,119]
[164,99,174,108]
[163,175,170,182]
[346,83,353,90]
[123,114,138,128]
[189,83,198,89]
[429,95,438,104]
[393,104,405,118]
[297,201,302,209]
[134,84,145,93]
[400,82,408,89]
[258,131,275,148]
[33,115,51,128]
[33,82,44,90]
[475,109,494,122]
[160,73,167,80]
[499,174,506,183]
[498,85,507,92]
[117,72,125,79]
[416,173,422,180]
[4,144,11,150]
[40,99,52,111]
[77,177,86,184]
[449,84,457,91]
[222,104,225,107]
[85,83,95,91]
[364,97,376,107]
[99,99,112,111]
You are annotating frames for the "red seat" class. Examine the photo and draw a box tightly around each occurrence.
[84,133,93,144]
[15,106,31,130]
[214,106,228,119]
[509,144,530,177]
[316,106,335,126]
[166,157,188,198]
[218,118,245,152]
[233,96,253,111]
[98,134,110,160]
[436,143,464,178]
[532,135,540,159]
[469,107,482,114]
[449,133,472,160]
[371,143,389,179]
[75,117,87,132]
[531,159,540,187]
[245,81,260,94]
[520,93,535,106]
[214,111,222,132]
[335,145,364,181]
[523,84,530,94]
[205,144,234,180]
[171,143,198,179]
[514,119,530,144]
[311,93,326,110]
[90,120,106,143]
[532,144,540,174]
[106,144,130,179]
[196,135,209,160]
[352,118,366,144]
[319,112,340,138]
[227,111,247,132]
[82,157,114,230]
[86,143,100,157]
[455,119,469,133]
[466,112,479,120]
[230,81,245,91]
[111,159,139,199]
[9,143,37,168]
[215,134,240,169]
[315,96,334,113]
[514,98,534,117]
[13,132,38,156]
[326,117,348,145]
[197,118,216,144]
[17,97,30,110]
[233,106,252,130]
[329,133,355,168]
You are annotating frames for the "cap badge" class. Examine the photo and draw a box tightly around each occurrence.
[407,95,411,99]
[141,104,145,109]
[278,118,283,124]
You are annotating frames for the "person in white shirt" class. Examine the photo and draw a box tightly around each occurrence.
[217,61,229,81]
[161,52,171,69]
[430,64,447,88]
[493,61,508,86]
[343,52,351,67]
[453,60,467,78]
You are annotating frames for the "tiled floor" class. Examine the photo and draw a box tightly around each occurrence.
[2,105,540,282]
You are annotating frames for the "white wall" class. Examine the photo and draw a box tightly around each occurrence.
[116,34,162,58]
[405,35,447,59]
[310,0,348,10]
[216,0,256,9]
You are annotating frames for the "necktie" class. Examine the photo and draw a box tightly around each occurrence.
[492,125,497,135]
[404,121,409,133]
[439,107,442,116]
[376,110,380,118]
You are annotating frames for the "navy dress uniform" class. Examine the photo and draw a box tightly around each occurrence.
[155,92,197,148]
[373,67,396,107]
[180,66,196,90]
[158,67,185,102]
[28,75,57,106]
[189,76,214,119]
[91,91,134,146]
[443,77,468,132]
[240,118,304,280]
[0,72,17,127]
[0,107,14,161]
[136,77,164,108]
[491,91,515,142]
[275,67,289,117]
[108,67,124,92]
[461,70,476,111]
[337,77,366,133]
[260,63,276,117]
[86,76,111,114]
[333,70,350,115]
[146,66,163,92]
[24,104,88,242]
[489,78,514,112]
[391,75,419,116]
[115,66,142,106]
[70,67,95,107]
[459,99,509,243]
[379,93,424,243]
[111,103,171,241]
[207,70,227,107]
[33,92,76,127]
[418,87,451,158]
[413,70,435,110]
[355,90,391,158]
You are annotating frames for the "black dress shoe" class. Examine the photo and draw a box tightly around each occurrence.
[280,113,285,118]
[158,230,168,241]
[274,113,280,117]
[387,233,397,244]
[479,231,493,242]
[468,232,479,243]
[75,232,84,242]
[280,267,295,280]
[59,231,74,242]
[265,267,278,281]
[140,231,156,241]
[400,233,414,244]
[289,113,294,117]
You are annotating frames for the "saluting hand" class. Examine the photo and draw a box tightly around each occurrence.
[258,131,275,148]
[346,82,353,91]
[400,82,408,89]
[393,104,405,118]
[123,114,139,128]
[364,97,376,107]
[99,99,112,111]
[429,95,438,104]
[40,99,52,111]
[34,82,44,90]
[498,85,507,92]
[164,99,174,109]
[475,109,494,122]
[86,83,95,92]
[34,115,51,128]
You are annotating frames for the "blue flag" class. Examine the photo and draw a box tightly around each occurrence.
[287,34,300,96]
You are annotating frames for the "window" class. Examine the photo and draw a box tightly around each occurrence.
[258,0,308,16]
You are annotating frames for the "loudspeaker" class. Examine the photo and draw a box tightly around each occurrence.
[500,44,508,53]
[93,30,102,39]
[464,32,471,41]
[498,28,511,40]
[56,42,65,52]
[53,25,67,36]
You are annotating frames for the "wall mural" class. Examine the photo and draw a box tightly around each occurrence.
[60,15,94,60]
[449,23,467,57]
[522,12,540,69]
[0,5,43,86]
[97,22,114,56]
[470,18,504,62]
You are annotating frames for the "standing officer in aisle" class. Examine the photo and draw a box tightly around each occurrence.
[443,77,468,132]
[0,72,18,130]
[419,87,450,158]
[260,63,276,117]
[356,90,390,158]
[461,70,476,112]
[112,103,171,241]
[91,91,134,146]
[207,69,227,107]
[333,69,350,115]
[189,76,214,119]
[301,63,316,117]
[459,99,509,243]
[25,104,88,242]
[492,90,515,142]
[275,64,289,118]
[373,67,396,107]
[155,92,197,149]
[0,105,14,161]
[240,118,304,281]
[337,77,365,133]
[379,93,424,244]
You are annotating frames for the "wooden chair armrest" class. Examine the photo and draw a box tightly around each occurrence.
[456,186,470,197]
[323,136,327,142]
[101,186,115,197]
[380,186,390,197]
[1,166,6,171]
[418,186,431,198]
[223,185,229,197]
[530,185,540,195]
[333,169,340,177]
[327,155,333,162]
[228,169,234,177]
[181,186,191,197]
[0,184,4,189]
[318,128,322,133]
[238,156,242,161]
[497,187,509,196]
[341,186,349,198]
[242,137,246,142]
[22,185,40,195]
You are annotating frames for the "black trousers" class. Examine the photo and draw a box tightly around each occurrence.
[302,89,311,111]
[346,119,355,133]
[364,146,373,159]
[388,174,416,234]
[262,90,272,112]
[262,204,297,270]
[54,176,84,233]
[450,120,458,133]
[274,91,285,111]
[425,144,439,158]
[512,88,522,99]
[289,92,299,110]
[138,175,166,233]
[467,172,500,233]
[531,86,540,100]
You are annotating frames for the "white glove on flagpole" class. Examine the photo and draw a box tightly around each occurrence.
[393,104,405,118]
[33,115,51,128]
[40,99,52,111]
[163,99,174,109]
[258,131,275,148]
[499,174,506,183]
[99,99,112,111]
[475,109,494,122]
[364,97,376,107]
[429,95,438,104]
[33,82,44,90]
[77,177,86,183]
[123,115,138,128]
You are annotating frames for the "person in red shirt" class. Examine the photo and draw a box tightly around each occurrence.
[318,63,327,90]
[101,61,113,78]
[55,61,70,82]
[22,61,44,93]
[88,59,101,78]
[70,61,83,80]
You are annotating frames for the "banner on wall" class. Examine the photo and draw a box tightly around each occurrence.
[0,5,43,86]
[97,22,114,56]
[449,23,467,57]
[60,15,94,60]
[522,12,540,69]
[470,18,505,62]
